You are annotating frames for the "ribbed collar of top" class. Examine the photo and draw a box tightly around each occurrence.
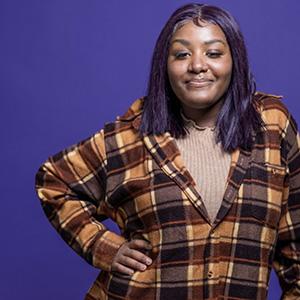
[180,110,216,131]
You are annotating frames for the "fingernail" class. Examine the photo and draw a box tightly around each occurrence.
[146,258,152,265]
[141,265,146,270]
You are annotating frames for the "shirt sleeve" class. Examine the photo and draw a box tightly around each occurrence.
[35,129,126,272]
[273,114,300,299]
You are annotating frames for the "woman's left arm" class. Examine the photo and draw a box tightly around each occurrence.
[273,114,300,299]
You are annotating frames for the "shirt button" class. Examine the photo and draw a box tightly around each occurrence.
[208,270,214,279]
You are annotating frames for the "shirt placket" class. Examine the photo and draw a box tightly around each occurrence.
[204,227,221,299]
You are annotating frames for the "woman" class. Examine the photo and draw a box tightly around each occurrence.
[35,3,300,299]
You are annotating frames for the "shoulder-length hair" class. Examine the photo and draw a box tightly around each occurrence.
[140,3,262,152]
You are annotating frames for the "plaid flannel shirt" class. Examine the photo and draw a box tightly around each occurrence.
[35,92,300,300]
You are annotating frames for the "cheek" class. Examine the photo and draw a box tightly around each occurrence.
[167,62,185,83]
[223,68,232,87]
[167,71,180,92]
[214,59,231,73]
[214,65,232,89]
[222,60,233,80]
[212,54,232,74]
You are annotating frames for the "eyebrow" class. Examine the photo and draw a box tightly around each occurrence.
[171,38,226,46]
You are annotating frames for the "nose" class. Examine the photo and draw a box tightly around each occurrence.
[188,54,208,74]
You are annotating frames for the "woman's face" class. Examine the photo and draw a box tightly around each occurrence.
[167,21,232,123]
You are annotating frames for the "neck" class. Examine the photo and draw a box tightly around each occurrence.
[181,98,224,127]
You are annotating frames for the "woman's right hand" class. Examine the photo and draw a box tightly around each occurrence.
[111,239,153,276]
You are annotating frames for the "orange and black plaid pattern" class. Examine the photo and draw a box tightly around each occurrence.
[35,92,300,299]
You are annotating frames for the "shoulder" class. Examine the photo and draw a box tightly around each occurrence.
[102,97,144,147]
[254,91,291,131]
[104,97,143,130]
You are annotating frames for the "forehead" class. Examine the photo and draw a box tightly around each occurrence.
[170,20,227,44]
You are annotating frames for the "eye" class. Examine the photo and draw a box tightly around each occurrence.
[174,51,190,59]
[206,51,222,58]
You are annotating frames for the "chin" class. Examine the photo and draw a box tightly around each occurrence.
[183,99,218,109]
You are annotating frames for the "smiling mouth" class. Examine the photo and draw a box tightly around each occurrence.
[186,79,213,88]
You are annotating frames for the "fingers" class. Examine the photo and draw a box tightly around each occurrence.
[119,254,148,272]
[112,262,135,276]
[111,239,153,276]
[125,240,153,266]
[124,248,152,266]
[128,239,152,251]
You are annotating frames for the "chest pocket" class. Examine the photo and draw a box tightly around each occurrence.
[250,162,286,228]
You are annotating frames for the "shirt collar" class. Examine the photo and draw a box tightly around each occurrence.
[180,110,216,131]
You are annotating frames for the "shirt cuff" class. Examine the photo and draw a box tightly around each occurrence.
[92,230,126,271]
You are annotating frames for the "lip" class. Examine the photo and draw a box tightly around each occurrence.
[185,78,213,88]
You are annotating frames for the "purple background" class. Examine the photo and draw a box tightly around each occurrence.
[1,1,300,299]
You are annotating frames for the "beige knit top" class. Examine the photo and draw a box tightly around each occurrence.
[175,114,231,223]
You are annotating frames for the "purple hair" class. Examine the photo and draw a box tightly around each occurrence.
[140,3,262,152]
